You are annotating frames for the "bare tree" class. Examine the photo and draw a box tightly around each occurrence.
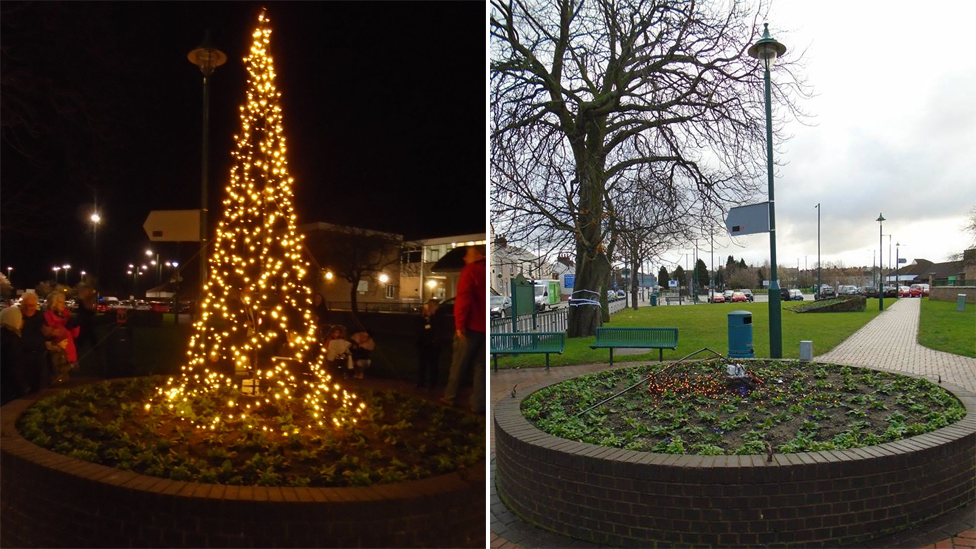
[303,225,404,313]
[491,0,810,337]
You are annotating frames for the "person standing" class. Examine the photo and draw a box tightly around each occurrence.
[1,306,30,405]
[441,245,486,413]
[19,293,49,392]
[43,292,79,383]
[415,299,441,389]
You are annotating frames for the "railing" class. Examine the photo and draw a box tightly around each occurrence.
[326,301,422,313]
[490,307,567,333]
[608,299,627,315]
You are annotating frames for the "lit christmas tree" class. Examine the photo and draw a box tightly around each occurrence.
[147,10,363,432]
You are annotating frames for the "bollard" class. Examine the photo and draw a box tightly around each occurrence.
[958,294,966,312]
[799,341,813,362]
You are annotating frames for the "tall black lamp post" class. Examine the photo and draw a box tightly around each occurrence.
[188,31,226,293]
[877,213,885,311]
[749,23,787,358]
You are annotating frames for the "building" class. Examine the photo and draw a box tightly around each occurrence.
[400,233,487,304]
[887,253,972,286]
[490,238,554,297]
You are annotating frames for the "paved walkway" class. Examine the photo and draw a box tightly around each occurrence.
[490,298,976,548]
[816,297,976,392]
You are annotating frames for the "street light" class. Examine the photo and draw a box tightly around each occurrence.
[146,250,160,286]
[749,23,787,358]
[189,31,227,291]
[815,203,821,299]
[5,267,11,284]
[63,264,71,285]
[895,242,901,287]
[877,213,885,311]
[90,211,101,284]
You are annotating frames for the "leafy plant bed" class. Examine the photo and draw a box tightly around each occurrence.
[17,376,484,487]
[522,360,965,455]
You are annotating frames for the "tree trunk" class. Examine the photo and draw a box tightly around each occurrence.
[631,257,640,311]
[349,277,359,313]
[567,252,605,337]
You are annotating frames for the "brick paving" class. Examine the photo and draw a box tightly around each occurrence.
[490,297,976,548]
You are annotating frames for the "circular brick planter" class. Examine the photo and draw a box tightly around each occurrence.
[1,393,485,548]
[495,365,976,548]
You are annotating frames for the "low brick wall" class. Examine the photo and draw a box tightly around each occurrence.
[494,367,976,548]
[1,397,485,548]
[930,286,975,303]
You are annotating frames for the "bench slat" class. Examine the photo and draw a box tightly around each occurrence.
[589,327,679,364]
[490,332,566,372]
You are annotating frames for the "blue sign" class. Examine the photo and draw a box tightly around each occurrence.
[564,274,575,288]
[669,280,678,288]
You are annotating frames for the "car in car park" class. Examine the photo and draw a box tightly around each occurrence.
[150,301,171,313]
[859,286,879,298]
[730,291,747,303]
[898,286,911,298]
[722,290,734,302]
[909,284,930,298]
[710,292,726,303]
[740,289,754,302]
[883,285,898,298]
[490,295,511,318]
[816,285,836,300]
[838,285,859,296]
[788,289,804,301]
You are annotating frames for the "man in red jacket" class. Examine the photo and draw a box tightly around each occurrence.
[441,244,486,413]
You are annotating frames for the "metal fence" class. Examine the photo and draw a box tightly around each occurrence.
[490,307,567,333]
[326,301,421,314]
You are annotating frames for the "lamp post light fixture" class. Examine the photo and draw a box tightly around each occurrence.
[146,250,160,285]
[379,273,389,284]
[188,30,227,291]
[62,264,71,285]
[90,211,101,284]
[749,23,787,358]
[877,213,886,311]
[5,266,11,283]
[895,242,901,288]
[53,266,61,284]
[324,271,334,281]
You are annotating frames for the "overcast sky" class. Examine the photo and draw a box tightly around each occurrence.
[662,0,976,272]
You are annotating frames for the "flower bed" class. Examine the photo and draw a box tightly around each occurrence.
[522,360,964,455]
[17,377,483,487]
[495,361,976,547]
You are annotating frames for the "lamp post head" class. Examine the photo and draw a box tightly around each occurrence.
[876,213,886,223]
[748,23,787,71]
[90,212,101,224]
[188,30,227,77]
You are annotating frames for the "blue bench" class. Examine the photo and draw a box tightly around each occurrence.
[490,332,565,371]
[589,327,678,364]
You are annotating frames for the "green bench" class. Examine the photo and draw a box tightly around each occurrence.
[589,327,679,364]
[490,332,565,372]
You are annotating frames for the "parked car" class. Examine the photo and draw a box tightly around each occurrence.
[898,286,911,298]
[730,291,747,303]
[816,285,836,300]
[150,301,171,313]
[722,290,734,301]
[490,295,511,318]
[710,292,726,303]
[117,300,135,309]
[616,289,626,299]
[859,286,879,298]
[909,284,930,298]
[838,285,859,296]
[741,289,754,302]
[788,289,804,301]
[96,303,111,313]
[883,285,898,298]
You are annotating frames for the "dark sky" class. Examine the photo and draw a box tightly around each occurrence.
[1,1,485,294]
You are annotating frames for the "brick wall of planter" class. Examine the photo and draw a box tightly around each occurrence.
[0,397,485,548]
[494,369,976,548]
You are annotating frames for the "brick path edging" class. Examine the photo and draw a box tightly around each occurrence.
[0,396,485,548]
[494,363,976,548]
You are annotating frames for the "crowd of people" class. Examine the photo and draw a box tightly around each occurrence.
[0,288,101,406]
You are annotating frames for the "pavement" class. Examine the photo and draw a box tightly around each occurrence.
[490,297,976,548]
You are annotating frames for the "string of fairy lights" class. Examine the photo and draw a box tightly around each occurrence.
[145,10,363,432]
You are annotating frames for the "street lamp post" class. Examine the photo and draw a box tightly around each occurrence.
[815,203,821,299]
[53,266,61,285]
[5,267,11,285]
[90,211,101,285]
[188,31,227,293]
[63,265,71,286]
[749,23,787,358]
[895,243,900,287]
[877,214,886,311]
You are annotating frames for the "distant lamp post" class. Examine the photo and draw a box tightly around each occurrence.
[815,203,821,298]
[90,211,101,284]
[146,250,160,285]
[62,264,71,285]
[379,273,389,284]
[877,213,885,311]
[324,271,334,281]
[188,30,227,291]
[53,266,61,284]
[749,23,787,358]
[895,242,901,287]
[5,267,11,283]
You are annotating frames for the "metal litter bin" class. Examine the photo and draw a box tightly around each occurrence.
[651,294,658,307]
[958,294,967,312]
[728,310,754,359]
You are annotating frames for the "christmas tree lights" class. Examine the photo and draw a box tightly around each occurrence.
[146,10,362,432]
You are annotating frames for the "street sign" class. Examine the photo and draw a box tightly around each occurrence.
[143,210,202,242]
[898,258,907,264]
[726,202,770,236]
[669,280,678,288]
[564,274,575,288]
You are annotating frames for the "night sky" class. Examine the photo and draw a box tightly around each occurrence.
[1,1,486,295]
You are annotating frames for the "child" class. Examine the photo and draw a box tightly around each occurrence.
[415,300,441,388]
[348,329,375,379]
[324,325,352,377]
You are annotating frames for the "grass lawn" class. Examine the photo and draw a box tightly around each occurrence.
[494,299,884,369]
[918,298,976,358]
